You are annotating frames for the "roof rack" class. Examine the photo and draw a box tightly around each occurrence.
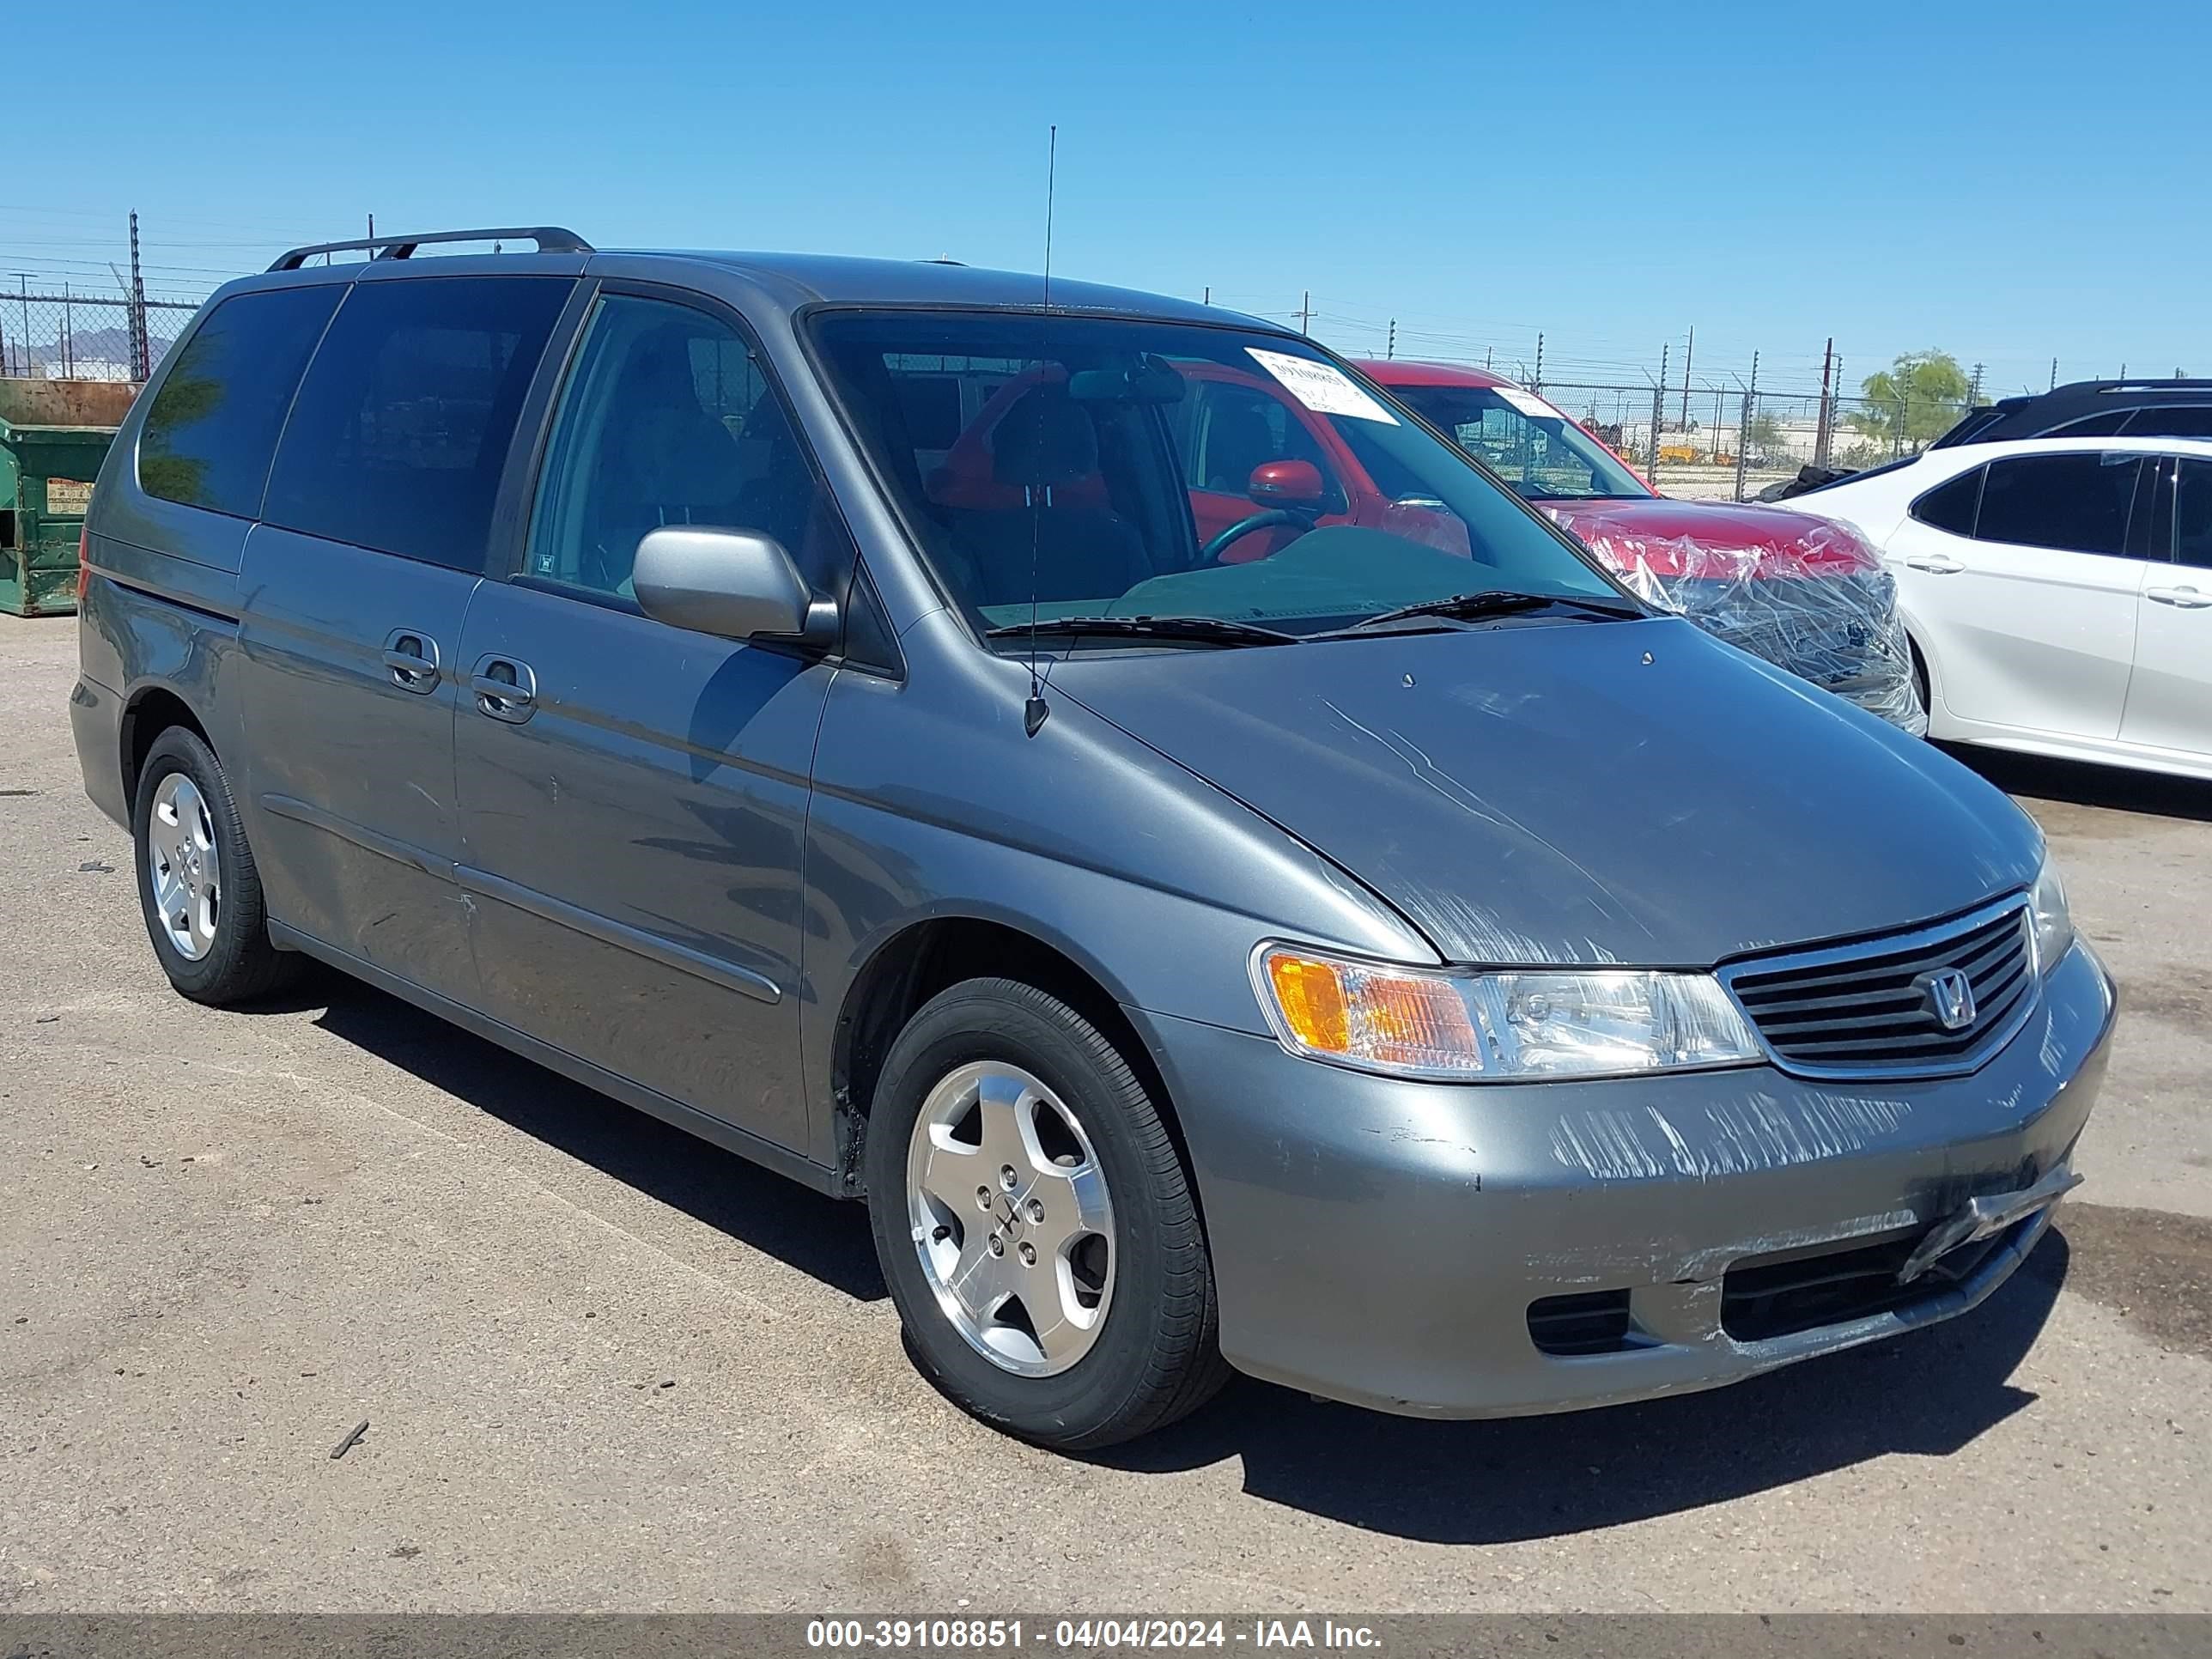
[267,226,593,272]
[2093,378,2212,393]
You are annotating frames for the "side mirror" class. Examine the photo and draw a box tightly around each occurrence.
[1248,459,1328,510]
[633,526,830,643]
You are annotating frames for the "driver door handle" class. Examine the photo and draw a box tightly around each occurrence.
[380,628,441,693]
[469,655,538,724]
[2146,585,2212,609]
[1904,554,1965,574]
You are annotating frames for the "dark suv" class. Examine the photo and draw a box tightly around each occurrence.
[71,226,2113,1449]
[1936,379,2212,447]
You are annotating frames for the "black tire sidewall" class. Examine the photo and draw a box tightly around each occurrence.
[864,982,1197,1444]
[131,729,265,1001]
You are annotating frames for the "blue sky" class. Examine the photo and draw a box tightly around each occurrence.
[9,0,2206,400]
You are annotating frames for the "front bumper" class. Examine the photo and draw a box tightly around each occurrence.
[1135,939,2115,1418]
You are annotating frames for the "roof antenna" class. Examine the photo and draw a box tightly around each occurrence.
[1024,124,1057,740]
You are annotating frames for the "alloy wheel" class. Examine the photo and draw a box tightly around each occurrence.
[905,1061,1116,1376]
[147,771,221,962]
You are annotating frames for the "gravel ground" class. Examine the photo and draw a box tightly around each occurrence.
[2,611,2207,1613]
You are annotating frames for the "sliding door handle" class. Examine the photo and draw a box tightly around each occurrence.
[469,656,538,723]
[380,629,442,692]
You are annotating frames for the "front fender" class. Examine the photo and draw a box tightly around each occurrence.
[799,641,1432,1167]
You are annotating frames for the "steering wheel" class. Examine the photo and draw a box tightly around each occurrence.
[1200,507,1310,563]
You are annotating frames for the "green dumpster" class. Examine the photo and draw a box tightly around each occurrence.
[2,416,115,617]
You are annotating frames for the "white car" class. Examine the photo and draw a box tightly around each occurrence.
[1800,436,2212,781]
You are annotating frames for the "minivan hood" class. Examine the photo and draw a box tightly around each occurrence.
[1049,618,2039,969]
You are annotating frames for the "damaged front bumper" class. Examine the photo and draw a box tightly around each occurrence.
[1135,939,2115,1419]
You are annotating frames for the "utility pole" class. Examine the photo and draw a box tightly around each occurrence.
[1201,286,1209,305]
[1814,337,1835,468]
[2050,357,2058,392]
[1484,347,1492,371]
[1968,361,1984,412]
[1648,353,1666,480]
[1386,319,1395,359]
[1297,291,1311,335]
[1734,352,1758,502]
[1533,332,1544,392]
[127,210,150,380]
[1679,325,1693,429]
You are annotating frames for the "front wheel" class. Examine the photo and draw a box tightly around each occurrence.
[864,978,1229,1449]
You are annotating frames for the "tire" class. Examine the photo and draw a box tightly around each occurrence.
[864,977,1230,1449]
[131,726,302,1006]
[1910,642,1932,720]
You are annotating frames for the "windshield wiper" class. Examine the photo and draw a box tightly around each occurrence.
[983,615,1301,647]
[1323,589,1644,635]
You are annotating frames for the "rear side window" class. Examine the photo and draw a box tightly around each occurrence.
[1909,465,1983,535]
[2121,405,2212,439]
[262,276,571,569]
[2045,410,2130,437]
[1974,453,2142,557]
[137,286,340,518]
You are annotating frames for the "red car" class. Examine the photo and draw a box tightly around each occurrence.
[1357,360,1920,731]
[1357,360,1921,730]
[922,355,1919,729]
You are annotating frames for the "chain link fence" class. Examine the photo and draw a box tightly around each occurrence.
[0,266,1976,509]
[0,288,198,384]
[1540,379,1971,501]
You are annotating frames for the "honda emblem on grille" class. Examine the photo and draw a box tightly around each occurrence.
[1920,967,1978,1031]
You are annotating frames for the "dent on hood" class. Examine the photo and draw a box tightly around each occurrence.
[1320,696,1654,967]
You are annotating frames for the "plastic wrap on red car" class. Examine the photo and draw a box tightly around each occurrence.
[1543,507,1927,736]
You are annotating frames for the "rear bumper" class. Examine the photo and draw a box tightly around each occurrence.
[1136,939,2115,1418]
[70,672,130,830]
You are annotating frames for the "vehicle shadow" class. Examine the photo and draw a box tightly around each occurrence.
[276,973,2069,1545]
[307,976,888,1304]
[1096,1228,2070,1544]
[1943,742,2212,822]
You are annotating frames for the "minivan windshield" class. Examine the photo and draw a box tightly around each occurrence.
[810,312,1632,644]
[1385,384,1650,501]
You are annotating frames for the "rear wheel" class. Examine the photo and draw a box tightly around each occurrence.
[864,977,1229,1449]
[131,727,301,1005]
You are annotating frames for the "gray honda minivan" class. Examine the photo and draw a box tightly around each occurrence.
[72,227,2115,1449]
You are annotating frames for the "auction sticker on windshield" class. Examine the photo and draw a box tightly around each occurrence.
[1247,349,1400,424]
[1495,386,1566,422]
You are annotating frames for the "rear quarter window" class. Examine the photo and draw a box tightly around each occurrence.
[1909,465,1984,535]
[137,285,341,518]
[260,276,572,569]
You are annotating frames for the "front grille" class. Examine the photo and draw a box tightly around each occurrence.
[1527,1289,1634,1356]
[1721,1220,2023,1342]
[1721,899,2035,1078]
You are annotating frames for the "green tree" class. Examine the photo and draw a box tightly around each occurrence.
[1845,350,1972,450]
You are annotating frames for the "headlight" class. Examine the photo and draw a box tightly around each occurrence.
[1253,945,1762,1082]
[2030,855,2074,973]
